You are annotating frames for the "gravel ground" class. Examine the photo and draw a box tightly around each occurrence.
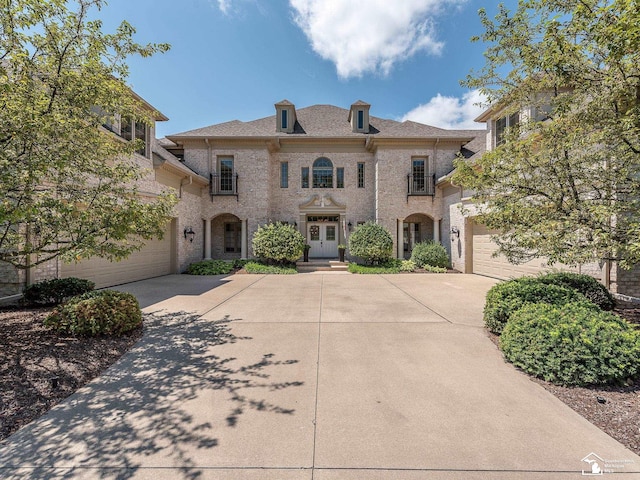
[0,302,638,456]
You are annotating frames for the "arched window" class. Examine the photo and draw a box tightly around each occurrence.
[312,157,333,188]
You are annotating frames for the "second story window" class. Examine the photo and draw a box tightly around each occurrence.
[301,167,309,188]
[495,112,520,145]
[412,158,426,192]
[135,120,148,157]
[336,167,344,188]
[357,163,365,188]
[219,157,234,192]
[312,157,333,188]
[280,162,289,188]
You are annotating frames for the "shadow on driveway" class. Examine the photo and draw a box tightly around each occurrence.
[0,310,304,480]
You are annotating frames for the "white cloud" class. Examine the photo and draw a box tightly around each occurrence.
[217,0,231,14]
[289,0,467,79]
[402,90,487,129]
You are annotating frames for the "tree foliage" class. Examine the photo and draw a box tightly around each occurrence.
[454,0,640,267]
[0,0,175,269]
[348,221,393,265]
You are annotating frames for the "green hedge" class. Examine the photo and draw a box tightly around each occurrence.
[23,277,95,306]
[410,241,449,268]
[244,261,297,274]
[536,272,615,311]
[252,222,305,264]
[484,278,585,335]
[186,260,235,275]
[45,290,142,336]
[501,302,640,386]
[348,222,393,265]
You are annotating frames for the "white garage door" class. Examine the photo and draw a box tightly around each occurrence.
[472,222,559,280]
[61,221,175,288]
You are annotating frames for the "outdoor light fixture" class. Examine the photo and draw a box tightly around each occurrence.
[348,221,353,231]
[450,226,460,239]
[184,226,195,242]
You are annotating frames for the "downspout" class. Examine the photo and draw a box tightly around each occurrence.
[179,176,192,199]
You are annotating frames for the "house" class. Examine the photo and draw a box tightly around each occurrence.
[2,96,638,300]
[161,100,484,263]
[442,102,640,298]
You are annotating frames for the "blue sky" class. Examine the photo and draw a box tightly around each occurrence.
[97,0,517,138]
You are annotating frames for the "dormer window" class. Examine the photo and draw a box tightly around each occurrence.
[275,100,296,133]
[349,101,370,133]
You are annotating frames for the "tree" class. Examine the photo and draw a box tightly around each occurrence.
[453,0,640,268]
[0,0,175,270]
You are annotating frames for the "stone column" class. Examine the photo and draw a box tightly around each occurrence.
[204,218,212,260]
[397,219,404,259]
[241,219,248,259]
[433,218,441,243]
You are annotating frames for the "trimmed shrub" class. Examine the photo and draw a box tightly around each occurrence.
[536,272,615,311]
[410,241,449,269]
[348,259,401,274]
[252,222,305,265]
[484,278,586,335]
[244,261,297,274]
[23,277,95,306]
[186,260,235,275]
[400,260,417,272]
[348,222,393,265]
[45,290,142,336]
[501,302,640,386]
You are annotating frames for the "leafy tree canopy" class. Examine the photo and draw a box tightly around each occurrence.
[0,0,175,269]
[454,0,640,268]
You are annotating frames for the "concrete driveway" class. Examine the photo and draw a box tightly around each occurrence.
[0,273,638,479]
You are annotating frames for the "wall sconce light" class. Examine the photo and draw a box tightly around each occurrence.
[450,226,460,239]
[184,226,195,242]
[348,221,353,231]
[294,221,298,228]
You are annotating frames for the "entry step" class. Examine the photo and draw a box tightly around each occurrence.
[297,259,349,272]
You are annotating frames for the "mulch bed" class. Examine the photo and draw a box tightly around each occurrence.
[0,307,142,441]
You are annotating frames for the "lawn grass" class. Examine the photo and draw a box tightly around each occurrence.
[348,261,401,274]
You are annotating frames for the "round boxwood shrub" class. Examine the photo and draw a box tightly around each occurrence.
[536,272,615,311]
[252,222,305,265]
[484,278,586,335]
[410,241,449,269]
[348,221,393,265]
[501,302,640,386]
[44,290,142,336]
[23,277,95,306]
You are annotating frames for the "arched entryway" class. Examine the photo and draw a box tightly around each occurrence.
[204,213,247,260]
[401,213,439,259]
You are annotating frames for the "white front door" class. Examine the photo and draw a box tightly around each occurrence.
[308,223,339,258]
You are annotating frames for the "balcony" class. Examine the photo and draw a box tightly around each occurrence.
[210,172,239,198]
[407,173,435,197]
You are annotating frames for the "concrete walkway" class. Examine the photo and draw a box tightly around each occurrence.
[1,273,639,479]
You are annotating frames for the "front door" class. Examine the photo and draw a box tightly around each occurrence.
[308,223,338,258]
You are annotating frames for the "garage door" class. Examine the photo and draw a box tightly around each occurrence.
[472,222,560,280]
[61,221,175,288]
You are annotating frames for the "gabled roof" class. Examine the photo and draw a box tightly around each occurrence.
[167,103,483,143]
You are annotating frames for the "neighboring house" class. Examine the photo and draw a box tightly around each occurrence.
[162,100,484,263]
[442,103,640,298]
[0,94,208,295]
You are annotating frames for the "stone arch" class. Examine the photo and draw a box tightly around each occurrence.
[401,213,437,259]
[209,213,244,260]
